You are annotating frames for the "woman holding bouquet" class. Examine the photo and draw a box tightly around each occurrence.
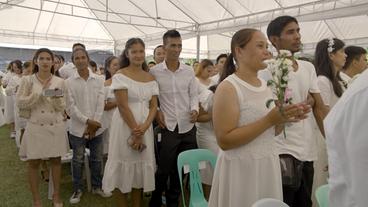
[102,38,158,207]
[208,29,310,207]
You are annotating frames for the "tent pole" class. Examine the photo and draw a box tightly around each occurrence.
[196,24,200,61]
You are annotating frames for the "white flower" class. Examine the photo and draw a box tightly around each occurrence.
[279,50,292,57]
[282,75,289,82]
[284,59,293,67]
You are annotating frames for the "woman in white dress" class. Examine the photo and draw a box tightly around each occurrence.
[3,61,19,138]
[101,56,120,154]
[102,38,158,207]
[5,60,24,146]
[208,29,310,207]
[16,48,69,207]
[195,59,219,198]
[312,38,346,204]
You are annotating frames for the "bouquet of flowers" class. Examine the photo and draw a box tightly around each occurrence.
[265,50,294,138]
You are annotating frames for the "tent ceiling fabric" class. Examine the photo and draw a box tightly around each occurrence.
[0,0,368,58]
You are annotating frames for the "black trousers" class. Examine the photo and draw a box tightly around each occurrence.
[282,155,314,207]
[149,126,197,207]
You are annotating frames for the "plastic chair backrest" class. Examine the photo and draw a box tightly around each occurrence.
[315,184,329,207]
[177,149,217,207]
[251,198,289,207]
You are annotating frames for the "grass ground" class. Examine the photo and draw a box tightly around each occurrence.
[0,124,151,207]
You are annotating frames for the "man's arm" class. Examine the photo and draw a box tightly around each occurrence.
[310,92,328,137]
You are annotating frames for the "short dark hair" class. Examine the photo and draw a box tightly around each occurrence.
[57,54,65,62]
[163,30,181,45]
[216,53,228,64]
[267,15,298,39]
[72,43,86,50]
[343,46,367,70]
[71,48,90,63]
[153,45,163,56]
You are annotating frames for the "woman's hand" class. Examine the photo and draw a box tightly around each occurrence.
[267,103,311,126]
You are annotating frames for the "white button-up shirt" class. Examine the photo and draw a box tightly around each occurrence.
[325,69,368,207]
[66,70,105,137]
[150,61,199,134]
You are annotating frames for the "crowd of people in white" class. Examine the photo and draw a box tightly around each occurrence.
[0,15,367,207]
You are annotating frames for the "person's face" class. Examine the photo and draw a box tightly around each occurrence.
[164,37,182,61]
[54,57,62,71]
[108,58,120,76]
[154,47,165,63]
[35,52,54,73]
[201,65,214,79]
[330,48,346,71]
[72,50,89,71]
[126,43,145,66]
[22,66,32,76]
[237,31,270,71]
[12,63,22,75]
[353,54,367,73]
[216,57,227,73]
[272,21,301,53]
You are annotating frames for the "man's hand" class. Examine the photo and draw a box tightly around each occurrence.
[190,110,198,123]
[156,111,166,128]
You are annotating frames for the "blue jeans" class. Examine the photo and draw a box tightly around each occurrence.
[69,133,103,192]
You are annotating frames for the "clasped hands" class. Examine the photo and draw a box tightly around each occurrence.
[127,124,148,152]
[83,119,101,139]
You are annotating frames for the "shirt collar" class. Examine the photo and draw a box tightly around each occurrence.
[162,60,184,72]
[72,69,96,80]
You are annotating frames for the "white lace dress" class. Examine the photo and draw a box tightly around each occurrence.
[208,74,282,207]
[102,73,159,193]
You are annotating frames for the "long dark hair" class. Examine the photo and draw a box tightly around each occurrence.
[104,56,118,80]
[220,28,258,83]
[314,38,345,97]
[32,48,55,74]
[119,38,148,71]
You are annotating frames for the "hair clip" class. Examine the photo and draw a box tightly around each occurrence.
[327,38,334,53]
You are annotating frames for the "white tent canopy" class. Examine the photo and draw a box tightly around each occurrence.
[1,0,368,58]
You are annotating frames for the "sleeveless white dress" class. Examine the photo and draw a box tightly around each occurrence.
[102,73,159,193]
[208,74,283,207]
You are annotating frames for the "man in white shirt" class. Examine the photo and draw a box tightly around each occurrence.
[59,43,86,79]
[65,48,111,204]
[341,46,367,88]
[259,16,327,207]
[325,69,368,207]
[149,30,199,207]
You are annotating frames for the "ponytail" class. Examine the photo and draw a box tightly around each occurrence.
[219,53,236,83]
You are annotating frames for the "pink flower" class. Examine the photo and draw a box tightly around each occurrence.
[284,88,293,103]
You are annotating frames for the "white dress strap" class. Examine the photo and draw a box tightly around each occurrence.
[225,74,245,105]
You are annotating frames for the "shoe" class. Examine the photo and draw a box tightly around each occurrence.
[10,131,16,139]
[69,190,82,204]
[92,188,112,198]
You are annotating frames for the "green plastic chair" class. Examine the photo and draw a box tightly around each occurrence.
[177,149,217,207]
[315,184,329,207]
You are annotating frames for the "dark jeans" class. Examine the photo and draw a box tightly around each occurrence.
[69,133,103,192]
[281,155,314,207]
[149,126,197,207]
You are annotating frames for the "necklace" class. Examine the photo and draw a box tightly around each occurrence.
[35,73,52,84]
